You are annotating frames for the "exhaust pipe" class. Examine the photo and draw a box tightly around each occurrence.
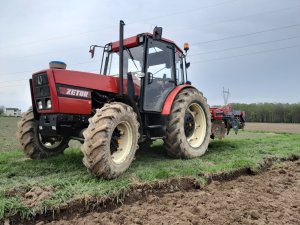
[119,20,125,96]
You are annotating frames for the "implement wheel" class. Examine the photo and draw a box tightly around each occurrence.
[164,88,211,158]
[82,102,139,179]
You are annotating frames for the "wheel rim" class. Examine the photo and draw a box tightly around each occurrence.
[185,102,207,148]
[111,121,133,164]
[38,134,63,149]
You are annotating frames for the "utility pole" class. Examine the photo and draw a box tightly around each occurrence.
[223,87,230,105]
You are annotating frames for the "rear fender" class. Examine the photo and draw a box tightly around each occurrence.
[161,84,195,115]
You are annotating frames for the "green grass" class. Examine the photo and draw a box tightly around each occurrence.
[0,117,299,220]
[0,117,21,152]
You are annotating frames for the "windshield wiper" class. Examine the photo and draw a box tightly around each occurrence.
[153,66,166,75]
[125,47,139,71]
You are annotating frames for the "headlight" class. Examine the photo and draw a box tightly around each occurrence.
[46,99,52,109]
[37,101,43,109]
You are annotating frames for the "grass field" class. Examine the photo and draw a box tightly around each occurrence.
[0,117,299,220]
[0,117,21,152]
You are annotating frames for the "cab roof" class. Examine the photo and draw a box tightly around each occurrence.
[110,33,184,53]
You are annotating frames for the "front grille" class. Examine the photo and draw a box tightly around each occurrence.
[33,73,48,86]
[35,85,50,98]
[33,73,52,110]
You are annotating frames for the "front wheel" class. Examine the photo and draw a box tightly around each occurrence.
[164,88,211,158]
[81,102,140,179]
[16,108,69,159]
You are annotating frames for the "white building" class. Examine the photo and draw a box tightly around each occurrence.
[5,108,21,117]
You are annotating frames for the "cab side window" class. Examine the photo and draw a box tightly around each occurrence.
[175,52,184,85]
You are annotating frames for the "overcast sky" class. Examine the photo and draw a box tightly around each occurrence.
[0,0,299,111]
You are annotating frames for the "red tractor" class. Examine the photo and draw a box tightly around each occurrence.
[17,21,244,179]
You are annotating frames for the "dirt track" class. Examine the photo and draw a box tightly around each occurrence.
[40,160,300,225]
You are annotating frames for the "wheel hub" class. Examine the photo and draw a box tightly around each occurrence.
[110,121,133,164]
[110,128,121,154]
[184,112,195,138]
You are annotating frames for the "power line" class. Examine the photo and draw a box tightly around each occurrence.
[0,60,99,77]
[0,69,34,77]
[0,68,98,88]
[191,23,300,45]
[1,34,300,81]
[2,44,299,86]
[191,44,300,64]
[129,0,238,24]
[0,0,238,51]
[189,35,300,56]
[2,22,300,77]
[0,84,28,88]
[0,79,27,84]
[1,2,298,60]
[0,45,87,61]
[0,66,99,88]
[2,15,300,81]
[186,3,300,32]
[1,45,299,87]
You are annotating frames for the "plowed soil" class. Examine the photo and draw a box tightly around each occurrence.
[40,160,300,225]
[246,122,300,133]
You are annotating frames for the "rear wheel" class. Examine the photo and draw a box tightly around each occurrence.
[164,88,211,158]
[16,108,69,159]
[82,102,139,179]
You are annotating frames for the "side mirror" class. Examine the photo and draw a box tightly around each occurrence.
[186,62,190,69]
[153,26,163,40]
[89,45,96,58]
[89,45,105,58]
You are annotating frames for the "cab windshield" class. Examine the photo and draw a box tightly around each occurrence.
[102,45,144,77]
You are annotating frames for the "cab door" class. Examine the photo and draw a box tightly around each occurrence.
[143,38,175,112]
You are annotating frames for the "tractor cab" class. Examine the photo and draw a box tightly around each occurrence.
[93,29,189,113]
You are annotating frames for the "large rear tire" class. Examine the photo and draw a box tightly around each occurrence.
[16,108,69,159]
[81,102,139,179]
[164,88,211,158]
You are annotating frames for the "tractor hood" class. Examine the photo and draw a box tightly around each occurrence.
[31,69,140,115]
[51,69,120,94]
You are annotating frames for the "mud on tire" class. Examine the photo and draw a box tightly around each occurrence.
[164,88,211,158]
[81,102,140,179]
[16,108,69,159]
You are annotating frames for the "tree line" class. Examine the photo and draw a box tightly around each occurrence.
[232,103,300,123]
[1,103,299,123]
